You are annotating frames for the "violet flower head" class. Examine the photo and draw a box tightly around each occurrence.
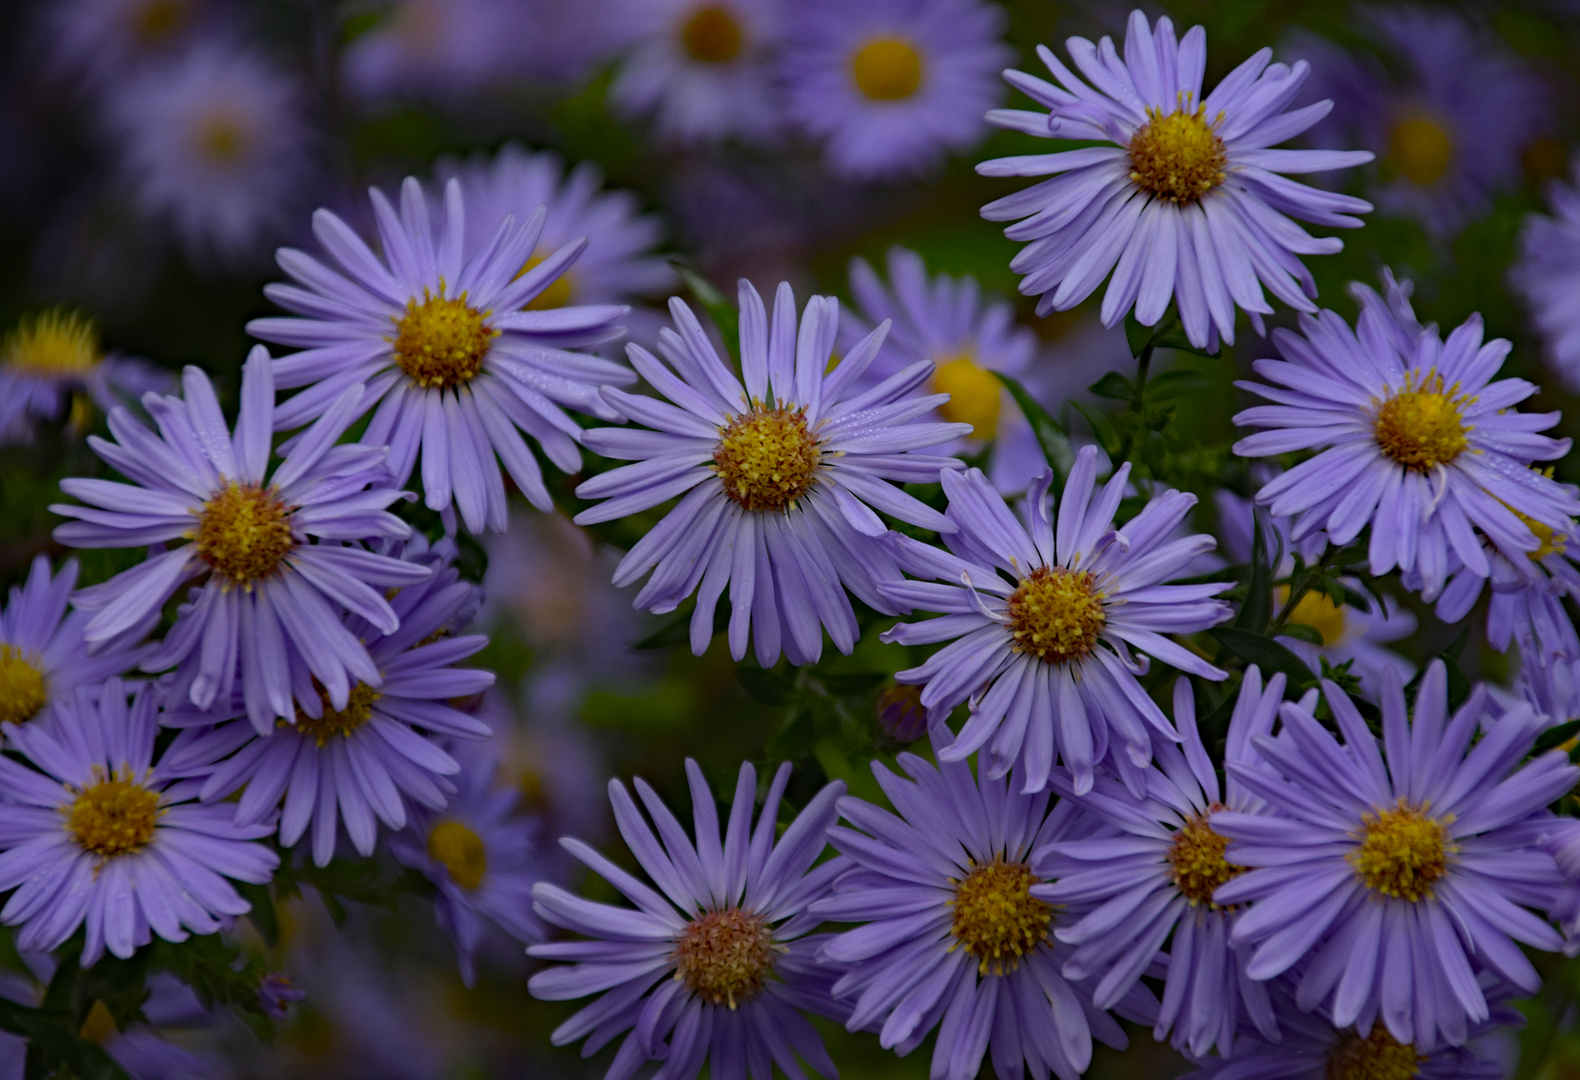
[1512,160,1580,393]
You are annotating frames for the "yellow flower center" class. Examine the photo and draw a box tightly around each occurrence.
[193,482,295,587]
[949,857,1051,975]
[390,290,498,390]
[1284,588,1347,647]
[679,5,743,64]
[712,406,822,512]
[2,309,102,376]
[1327,1026,1427,1080]
[672,907,777,1008]
[131,0,188,42]
[292,682,381,745]
[191,109,248,166]
[514,252,576,311]
[1372,372,1473,472]
[79,1000,118,1044]
[427,820,487,890]
[68,771,161,858]
[1006,566,1106,665]
[930,355,1001,439]
[1350,801,1452,902]
[0,647,47,727]
[1127,106,1227,204]
[851,37,924,101]
[1388,114,1454,187]
[1167,809,1245,908]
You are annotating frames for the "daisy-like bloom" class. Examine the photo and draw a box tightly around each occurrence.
[51,348,430,732]
[163,538,493,867]
[781,0,1010,180]
[610,0,783,145]
[1233,271,1580,602]
[0,308,167,443]
[0,554,155,730]
[1214,661,1577,1048]
[247,177,632,533]
[103,41,319,266]
[812,734,1145,1080]
[978,10,1373,350]
[1035,670,1291,1057]
[1512,161,1580,392]
[527,760,848,1080]
[0,680,277,964]
[574,280,968,667]
[341,0,534,105]
[881,449,1232,794]
[31,0,208,88]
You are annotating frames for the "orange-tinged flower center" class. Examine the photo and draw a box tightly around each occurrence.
[194,482,295,587]
[1327,1026,1427,1080]
[673,907,777,1008]
[851,37,924,101]
[680,5,743,64]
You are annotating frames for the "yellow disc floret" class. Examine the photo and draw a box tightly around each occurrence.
[390,290,498,390]
[950,857,1051,974]
[1327,1026,1427,1080]
[713,406,822,512]
[1350,800,1452,902]
[193,482,295,587]
[191,110,248,166]
[1006,566,1106,665]
[0,647,47,728]
[1373,372,1473,471]
[68,770,161,859]
[1167,809,1245,908]
[1286,589,1347,647]
[428,821,487,890]
[2,309,102,377]
[672,907,777,1008]
[931,355,1002,439]
[292,681,381,745]
[1127,106,1227,204]
[514,252,576,311]
[680,5,743,64]
[1388,114,1454,188]
[851,37,925,101]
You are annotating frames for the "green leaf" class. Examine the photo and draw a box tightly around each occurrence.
[1210,628,1317,689]
[1535,718,1580,754]
[1071,401,1122,457]
[1145,368,1212,400]
[1280,622,1325,646]
[1233,508,1272,636]
[737,667,793,706]
[1123,313,1153,357]
[1088,372,1133,400]
[1152,325,1221,357]
[818,672,888,697]
[671,263,740,361]
[994,374,1075,492]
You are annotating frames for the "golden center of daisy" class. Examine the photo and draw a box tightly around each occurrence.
[428,820,487,890]
[131,0,188,42]
[0,647,46,728]
[1350,800,1452,902]
[68,772,161,859]
[1167,809,1245,908]
[851,37,924,101]
[2,309,102,376]
[1006,566,1106,665]
[931,355,1001,439]
[514,252,576,311]
[191,110,248,166]
[1373,372,1472,471]
[1327,1026,1427,1080]
[194,482,295,587]
[1127,106,1227,204]
[673,907,777,1008]
[950,857,1051,974]
[1388,113,1454,188]
[713,406,822,512]
[292,681,381,745]
[680,5,743,64]
[1284,588,1347,647]
[390,290,498,390]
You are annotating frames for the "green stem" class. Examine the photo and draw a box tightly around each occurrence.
[1118,339,1157,464]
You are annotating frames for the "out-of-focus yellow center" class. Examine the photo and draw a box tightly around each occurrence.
[673,907,776,1008]
[293,682,381,745]
[1167,809,1244,908]
[949,857,1051,975]
[1006,566,1106,665]
[1327,1026,1427,1080]
[1350,800,1452,902]
[79,1000,118,1043]
[1373,372,1472,471]
[1128,106,1227,204]
[514,252,577,311]
[191,111,247,165]
[194,482,295,587]
[679,5,743,64]
[713,406,822,512]
[391,290,498,390]
[851,37,924,101]
[0,647,46,727]
[1284,588,1347,647]
[131,0,188,43]
[68,771,161,858]
[931,355,1002,439]
[2,310,101,376]
[1388,114,1454,187]
[428,820,487,890]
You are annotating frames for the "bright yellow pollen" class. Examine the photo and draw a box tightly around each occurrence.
[1327,1026,1427,1080]
[851,37,924,101]
[390,290,497,390]
[2,309,102,377]
[679,5,743,64]
[1167,809,1245,908]
[1373,372,1473,472]
[673,907,777,1008]
[1286,589,1347,647]
[1127,106,1227,204]
[68,771,161,859]
[292,682,381,745]
[1350,801,1452,902]
[193,482,294,587]
[1388,114,1454,187]
[428,821,487,890]
[0,647,47,727]
[1516,510,1567,561]
[712,406,822,512]
[949,857,1051,975]
[191,111,246,165]
[931,355,1002,439]
[1006,566,1106,665]
[513,252,576,311]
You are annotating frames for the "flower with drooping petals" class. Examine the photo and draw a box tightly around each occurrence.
[0,308,167,444]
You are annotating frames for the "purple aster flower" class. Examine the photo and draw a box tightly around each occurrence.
[978,10,1373,350]
[1544,816,1580,955]
[1035,671,1293,1057]
[812,735,1148,1080]
[1512,161,1580,392]
[30,0,213,90]
[527,760,848,1080]
[341,0,535,106]
[0,679,277,964]
[1233,271,1580,602]
[51,347,430,733]
[247,177,632,533]
[162,537,493,867]
[573,280,968,667]
[1214,661,1577,1048]
[881,449,1232,794]
[0,308,168,444]
[781,0,1010,180]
